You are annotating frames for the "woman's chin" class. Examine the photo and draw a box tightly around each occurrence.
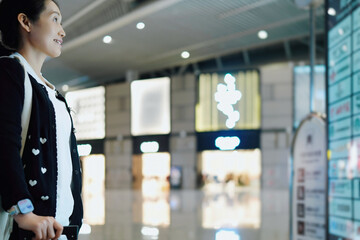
[50,51,61,58]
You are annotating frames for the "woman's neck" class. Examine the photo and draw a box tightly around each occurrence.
[18,48,46,82]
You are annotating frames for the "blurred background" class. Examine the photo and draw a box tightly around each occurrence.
[2,0,334,239]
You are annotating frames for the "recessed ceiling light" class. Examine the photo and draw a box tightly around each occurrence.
[258,30,268,40]
[328,8,336,16]
[137,22,145,30]
[181,51,190,59]
[103,35,112,44]
[62,84,69,92]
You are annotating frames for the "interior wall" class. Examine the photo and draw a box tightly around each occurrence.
[170,74,197,189]
[105,82,132,189]
[259,62,293,240]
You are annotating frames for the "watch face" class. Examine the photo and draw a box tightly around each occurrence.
[18,199,34,214]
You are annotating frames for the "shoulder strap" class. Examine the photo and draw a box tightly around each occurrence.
[0,56,33,156]
[19,64,32,156]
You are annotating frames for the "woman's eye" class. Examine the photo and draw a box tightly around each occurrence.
[53,17,58,22]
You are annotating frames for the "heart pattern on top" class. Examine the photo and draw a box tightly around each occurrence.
[41,196,49,201]
[32,149,40,156]
[29,180,37,187]
[41,167,47,174]
[40,138,47,144]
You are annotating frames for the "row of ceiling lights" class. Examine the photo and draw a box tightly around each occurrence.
[100,22,269,59]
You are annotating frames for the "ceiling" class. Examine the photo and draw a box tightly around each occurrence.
[40,0,325,90]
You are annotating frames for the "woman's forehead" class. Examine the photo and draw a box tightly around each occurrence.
[43,0,61,16]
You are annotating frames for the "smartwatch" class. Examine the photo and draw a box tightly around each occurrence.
[7,199,34,216]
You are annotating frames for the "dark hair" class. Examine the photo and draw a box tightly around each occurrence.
[0,0,59,52]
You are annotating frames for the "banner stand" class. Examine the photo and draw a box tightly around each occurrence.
[290,113,327,240]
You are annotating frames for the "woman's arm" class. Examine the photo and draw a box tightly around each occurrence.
[0,58,32,208]
[14,212,63,240]
[0,58,63,239]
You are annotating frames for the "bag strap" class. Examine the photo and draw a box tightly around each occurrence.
[17,58,33,156]
[0,56,33,156]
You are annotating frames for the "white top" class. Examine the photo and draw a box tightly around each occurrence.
[12,53,74,230]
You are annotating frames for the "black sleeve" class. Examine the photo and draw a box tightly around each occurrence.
[0,58,32,210]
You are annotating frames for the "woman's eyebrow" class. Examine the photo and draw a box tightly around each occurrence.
[49,10,61,16]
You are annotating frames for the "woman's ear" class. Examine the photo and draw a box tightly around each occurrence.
[17,13,31,33]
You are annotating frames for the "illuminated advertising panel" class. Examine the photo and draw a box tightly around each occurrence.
[131,77,170,136]
[65,86,105,140]
[196,71,260,132]
[132,135,169,154]
[326,1,360,239]
[196,130,260,151]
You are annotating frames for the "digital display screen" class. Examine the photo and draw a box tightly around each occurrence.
[327,0,360,239]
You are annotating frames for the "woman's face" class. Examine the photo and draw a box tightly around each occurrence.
[28,0,65,58]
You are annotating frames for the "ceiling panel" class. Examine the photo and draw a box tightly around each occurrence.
[59,0,97,20]
[40,0,325,89]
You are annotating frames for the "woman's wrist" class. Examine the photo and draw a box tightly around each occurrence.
[13,211,34,223]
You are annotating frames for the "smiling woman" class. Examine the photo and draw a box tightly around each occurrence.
[24,1,65,58]
[0,0,83,240]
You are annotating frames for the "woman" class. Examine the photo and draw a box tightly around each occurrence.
[0,0,83,239]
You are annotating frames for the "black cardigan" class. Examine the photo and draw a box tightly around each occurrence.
[0,58,83,237]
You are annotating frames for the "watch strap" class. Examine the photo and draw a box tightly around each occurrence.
[7,199,34,216]
[7,205,20,216]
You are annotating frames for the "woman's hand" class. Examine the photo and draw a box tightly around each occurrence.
[13,212,63,240]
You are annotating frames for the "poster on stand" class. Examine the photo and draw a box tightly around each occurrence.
[291,113,326,240]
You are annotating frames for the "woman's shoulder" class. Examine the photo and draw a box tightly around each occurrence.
[0,56,25,80]
[0,56,23,69]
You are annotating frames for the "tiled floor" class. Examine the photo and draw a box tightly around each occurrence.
[78,187,289,240]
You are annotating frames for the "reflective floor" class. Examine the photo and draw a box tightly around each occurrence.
[78,186,289,240]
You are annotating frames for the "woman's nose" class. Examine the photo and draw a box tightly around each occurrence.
[59,26,66,38]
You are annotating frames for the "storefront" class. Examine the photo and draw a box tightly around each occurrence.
[130,77,171,193]
[132,135,171,192]
[66,86,106,226]
[195,71,261,190]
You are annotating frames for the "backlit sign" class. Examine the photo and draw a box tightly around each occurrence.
[131,77,170,136]
[196,71,260,132]
[214,74,242,129]
[65,86,105,140]
[140,141,160,153]
[77,144,92,156]
[215,136,240,150]
[215,230,240,240]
